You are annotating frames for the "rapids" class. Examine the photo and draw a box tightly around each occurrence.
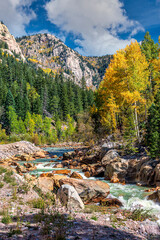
[21,147,160,222]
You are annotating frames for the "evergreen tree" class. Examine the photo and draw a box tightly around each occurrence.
[146,91,160,158]
[5,90,15,111]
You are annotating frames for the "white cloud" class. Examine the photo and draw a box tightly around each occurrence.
[0,0,36,36]
[45,0,144,55]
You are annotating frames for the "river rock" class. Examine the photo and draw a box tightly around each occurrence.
[100,198,123,207]
[102,150,119,165]
[52,169,71,175]
[148,189,160,203]
[63,151,75,160]
[54,163,64,168]
[53,174,68,188]
[57,184,84,210]
[34,151,46,158]
[154,163,160,186]
[104,154,128,181]
[70,172,83,179]
[84,171,91,178]
[16,164,27,174]
[59,178,110,203]
[40,173,54,177]
[37,177,54,193]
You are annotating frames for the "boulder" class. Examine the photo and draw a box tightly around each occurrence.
[63,151,75,160]
[110,176,121,184]
[34,151,46,158]
[137,163,154,186]
[53,174,68,188]
[16,164,27,174]
[84,171,91,178]
[40,173,54,177]
[100,198,123,207]
[81,154,98,164]
[51,155,58,158]
[148,189,160,203]
[104,151,128,181]
[52,169,71,175]
[154,163,160,186]
[70,172,83,179]
[54,163,64,168]
[101,150,119,166]
[36,177,54,193]
[92,165,105,178]
[59,178,110,203]
[57,184,84,210]
[23,163,36,171]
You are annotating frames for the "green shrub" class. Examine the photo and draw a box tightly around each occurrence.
[28,198,45,209]
[0,166,7,175]
[127,209,156,222]
[91,216,98,221]
[1,210,12,224]
[18,183,30,194]
[3,171,16,186]
[0,182,4,188]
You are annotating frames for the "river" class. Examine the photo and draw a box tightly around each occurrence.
[21,147,160,223]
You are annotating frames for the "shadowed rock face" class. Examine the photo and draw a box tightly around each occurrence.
[0,22,25,60]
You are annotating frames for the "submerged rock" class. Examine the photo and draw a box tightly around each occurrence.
[57,184,84,210]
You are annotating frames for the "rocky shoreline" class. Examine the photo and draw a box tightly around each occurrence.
[0,165,160,240]
[0,141,46,160]
[0,141,160,239]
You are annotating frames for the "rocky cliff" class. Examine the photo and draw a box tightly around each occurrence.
[0,22,25,60]
[17,34,111,87]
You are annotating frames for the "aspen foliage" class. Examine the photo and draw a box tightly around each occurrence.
[97,41,149,137]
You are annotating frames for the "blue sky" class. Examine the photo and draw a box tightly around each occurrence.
[0,0,160,56]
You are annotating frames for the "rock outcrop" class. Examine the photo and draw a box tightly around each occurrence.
[58,178,110,204]
[0,22,25,60]
[18,34,111,87]
[57,184,84,210]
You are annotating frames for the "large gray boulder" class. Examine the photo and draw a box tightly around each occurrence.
[57,184,84,210]
[101,150,119,166]
[102,150,128,181]
[59,178,110,204]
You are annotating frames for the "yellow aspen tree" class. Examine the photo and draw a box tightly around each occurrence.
[97,41,149,140]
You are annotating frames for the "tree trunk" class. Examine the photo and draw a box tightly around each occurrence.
[134,102,140,142]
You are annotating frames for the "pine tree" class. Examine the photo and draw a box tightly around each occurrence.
[5,90,15,111]
[146,91,160,158]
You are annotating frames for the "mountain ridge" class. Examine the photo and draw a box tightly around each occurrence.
[17,33,112,87]
[0,22,111,87]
